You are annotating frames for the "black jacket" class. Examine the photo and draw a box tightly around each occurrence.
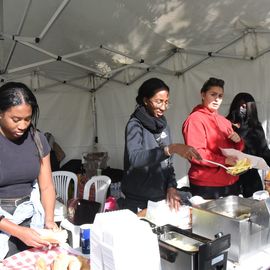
[236,123,270,165]
[121,117,177,202]
[234,122,270,197]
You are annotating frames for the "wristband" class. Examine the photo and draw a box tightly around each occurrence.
[0,215,5,223]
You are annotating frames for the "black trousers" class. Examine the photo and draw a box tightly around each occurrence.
[239,169,263,198]
[190,181,241,199]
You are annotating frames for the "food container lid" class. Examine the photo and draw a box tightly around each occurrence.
[253,190,269,200]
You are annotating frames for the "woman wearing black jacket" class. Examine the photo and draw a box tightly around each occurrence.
[227,92,270,197]
[120,78,201,213]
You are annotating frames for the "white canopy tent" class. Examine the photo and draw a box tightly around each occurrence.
[1,0,270,180]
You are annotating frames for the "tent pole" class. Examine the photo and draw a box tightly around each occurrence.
[102,44,175,76]
[14,41,104,75]
[38,72,93,92]
[0,72,32,82]
[63,47,99,58]
[180,48,251,60]
[19,41,58,58]
[108,62,140,76]
[39,0,71,40]
[0,0,3,72]
[7,47,99,74]
[254,29,270,34]
[179,31,249,75]
[253,47,270,60]
[124,49,176,85]
[62,58,104,75]
[101,45,142,63]
[91,90,98,147]
[8,59,55,73]
[2,34,37,43]
[2,0,32,73]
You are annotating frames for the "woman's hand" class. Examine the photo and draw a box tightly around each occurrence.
[225,156,238,166]
[228,131,241,143]
[166,187,181,211]
[15,226,50,248]
[45,220,59,231]
[169,144,202,161]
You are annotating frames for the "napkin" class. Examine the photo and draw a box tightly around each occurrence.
[220,148,270,170]
[145,200,191,229]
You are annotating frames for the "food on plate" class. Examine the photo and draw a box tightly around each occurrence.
[216,210,251,220]
[227,158,252,176]
[165,238,199,252]
[35,257,47,270]
[77,256,90,270]
[53,254,77,270]
[39,229,68,244]
[236,213,251,220]
[51,254,90,270]
[137,208,147,217]
[265,171,270,181]
[34,254,90,270]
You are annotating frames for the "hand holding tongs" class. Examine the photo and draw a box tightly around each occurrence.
[202,159,249,176]
[202,159,230,170]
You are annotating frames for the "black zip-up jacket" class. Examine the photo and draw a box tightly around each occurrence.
[121,117,177,203]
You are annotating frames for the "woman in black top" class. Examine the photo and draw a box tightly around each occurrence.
[227,92,270,197]
[120,78,201,213]
[0,82,57,258]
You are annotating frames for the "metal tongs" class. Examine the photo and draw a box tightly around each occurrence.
[202,159,248,176]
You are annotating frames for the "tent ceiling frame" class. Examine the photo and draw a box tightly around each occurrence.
[108,62,140,76]
[3,34,37,43]
[6,41,104,75]
[39,0,71,41]
[8,58,55,73]
[254,46,270,60]
[98,48,176,90]
[0,0,3,71]
[1,2,270,89]
[101,45,144,65]
[2,0,32,73]
[2,0,70,73]
[29,71,125,93]
[101,44,175,76]
[36,71,92,92]
[176,30,250,76]
[128,50,176,86]
[7,47,100,74]
[179,48,252,60]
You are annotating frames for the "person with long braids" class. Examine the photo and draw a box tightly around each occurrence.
[120,78,201,213]
[227,92,270,197]
[0,82,57,259]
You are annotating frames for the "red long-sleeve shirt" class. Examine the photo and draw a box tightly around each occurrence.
[182,105,244,187]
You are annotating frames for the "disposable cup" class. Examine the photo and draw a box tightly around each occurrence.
[80,224,91,254]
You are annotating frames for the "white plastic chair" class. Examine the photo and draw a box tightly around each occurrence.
[83,175,111,212]
[52,171,78,222]
[60,175,111,248]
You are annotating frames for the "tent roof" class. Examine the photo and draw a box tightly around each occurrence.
[1,0,270,90]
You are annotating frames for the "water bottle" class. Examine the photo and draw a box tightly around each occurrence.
[110,183,116,198]
[117,182,121,199]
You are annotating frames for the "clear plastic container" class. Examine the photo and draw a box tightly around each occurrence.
[252,190,269,200]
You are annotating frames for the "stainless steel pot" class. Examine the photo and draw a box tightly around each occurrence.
[153,224,230,270]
